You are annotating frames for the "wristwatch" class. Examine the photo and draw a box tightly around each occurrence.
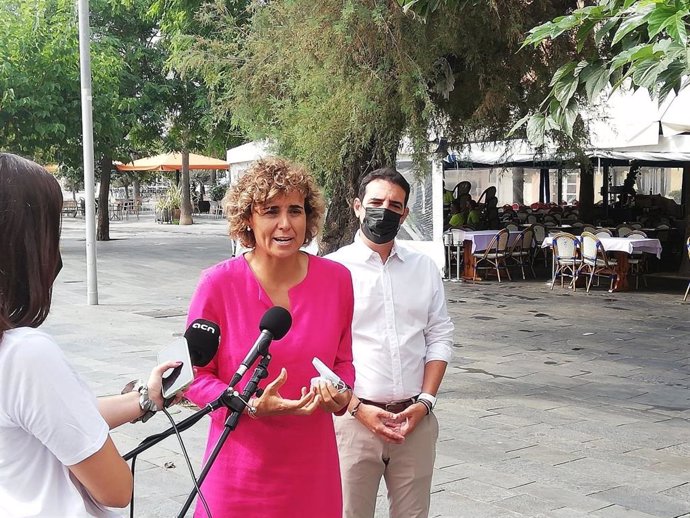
[122,379,158,423]
[417,393,437,413]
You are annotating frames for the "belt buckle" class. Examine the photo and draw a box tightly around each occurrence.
[384,402,398,412]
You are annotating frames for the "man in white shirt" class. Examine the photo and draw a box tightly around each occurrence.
[327,167,454,518]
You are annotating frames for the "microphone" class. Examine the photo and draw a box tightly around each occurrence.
[228,306,292,387]
[185,319,221,367]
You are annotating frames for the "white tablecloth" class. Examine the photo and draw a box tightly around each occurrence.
[541,236,662,259]
[452,229,521,253]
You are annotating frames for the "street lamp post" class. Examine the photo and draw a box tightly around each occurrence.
[77,0,99,305]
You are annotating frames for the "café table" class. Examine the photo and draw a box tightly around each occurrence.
[453,229,521,281]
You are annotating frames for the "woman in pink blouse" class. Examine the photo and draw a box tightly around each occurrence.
[185,158,354,517]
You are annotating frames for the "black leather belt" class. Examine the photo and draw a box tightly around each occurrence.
[359,397,418,414]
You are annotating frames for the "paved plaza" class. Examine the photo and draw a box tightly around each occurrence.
[45,215,690,518]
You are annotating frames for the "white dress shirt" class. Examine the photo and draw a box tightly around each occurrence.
[327,233,454,402]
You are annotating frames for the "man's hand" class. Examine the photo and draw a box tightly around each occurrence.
[354,404,405,444]
[394,402,428,437]
[253,368,320,417]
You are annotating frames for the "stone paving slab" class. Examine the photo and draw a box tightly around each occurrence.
[40,217,690,517]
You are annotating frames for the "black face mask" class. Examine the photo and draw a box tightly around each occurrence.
[361,207,402,244]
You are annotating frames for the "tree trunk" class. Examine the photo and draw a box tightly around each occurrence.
[578,163,595,224]
[211,170,217,185]
[133,178,141,200]
[180,149,194,225]
[320,145,390,255]
[97,156,112,241]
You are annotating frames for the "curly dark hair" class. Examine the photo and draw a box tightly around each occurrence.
[224,158,325,248]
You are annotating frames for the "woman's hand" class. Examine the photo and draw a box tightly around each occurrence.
[252,368,320,417]
[146,360,184,411]
[314,381,351,413]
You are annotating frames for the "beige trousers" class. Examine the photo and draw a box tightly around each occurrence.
[335,411,439,518]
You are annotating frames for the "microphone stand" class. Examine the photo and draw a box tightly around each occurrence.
[122,354,272,517]
[177,354,271,517]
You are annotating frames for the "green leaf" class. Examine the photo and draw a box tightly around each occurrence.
[631,57,667,89]
[584,67,610,102]
[573,60,590,78]
[596,17,620,46]
[646,6,679,39]
[630,43,656,61]
[662,12,688,45]
[576,19,598,52]
[507,113,530,137]
[549,62,577,86]
[610,44,645,70]
[612,11,648,45]
[526,113,546,147]
[524,22,561,47]
[553,76,579,106]
[552,102,578,138]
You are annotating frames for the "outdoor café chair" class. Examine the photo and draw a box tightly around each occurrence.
[624,230,649,289]
[595,228,613,238]
[616,225,633,237]
[472,228,511,283]
[578,232,618,293]
[508,226,535,280]
[551,232,580,290]
[532,223,548,267]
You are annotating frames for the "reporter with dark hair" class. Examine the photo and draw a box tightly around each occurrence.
[0,153,179,517]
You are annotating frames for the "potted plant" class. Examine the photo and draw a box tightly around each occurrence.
[210,183,227,203]
[166,184,183,223]
[156,184,183,224]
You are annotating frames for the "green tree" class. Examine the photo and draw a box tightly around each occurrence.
[518,0,690,145]
[0,0,81,164]
[152,0,245,225]
[89,0,170,239]
[177,0,578,252]
[0,0,169,240]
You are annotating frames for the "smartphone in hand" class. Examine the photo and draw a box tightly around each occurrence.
[157,338,195,400]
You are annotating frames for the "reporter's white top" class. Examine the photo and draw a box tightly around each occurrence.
[0,327,115,517]
[327,233,454,402]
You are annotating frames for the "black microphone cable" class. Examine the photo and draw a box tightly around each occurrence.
[161,406,212,518]
[127,406,212,518]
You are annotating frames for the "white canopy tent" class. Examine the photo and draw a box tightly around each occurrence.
[226,140,272,185]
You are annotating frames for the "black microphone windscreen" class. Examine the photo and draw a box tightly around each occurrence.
[259,306,292,340]
[184,319,221,367]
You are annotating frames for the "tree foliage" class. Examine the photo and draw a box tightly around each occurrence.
[175,0,578,251]
[1,0,172,239]
[517,0,690,146]
[0,0,81,164]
